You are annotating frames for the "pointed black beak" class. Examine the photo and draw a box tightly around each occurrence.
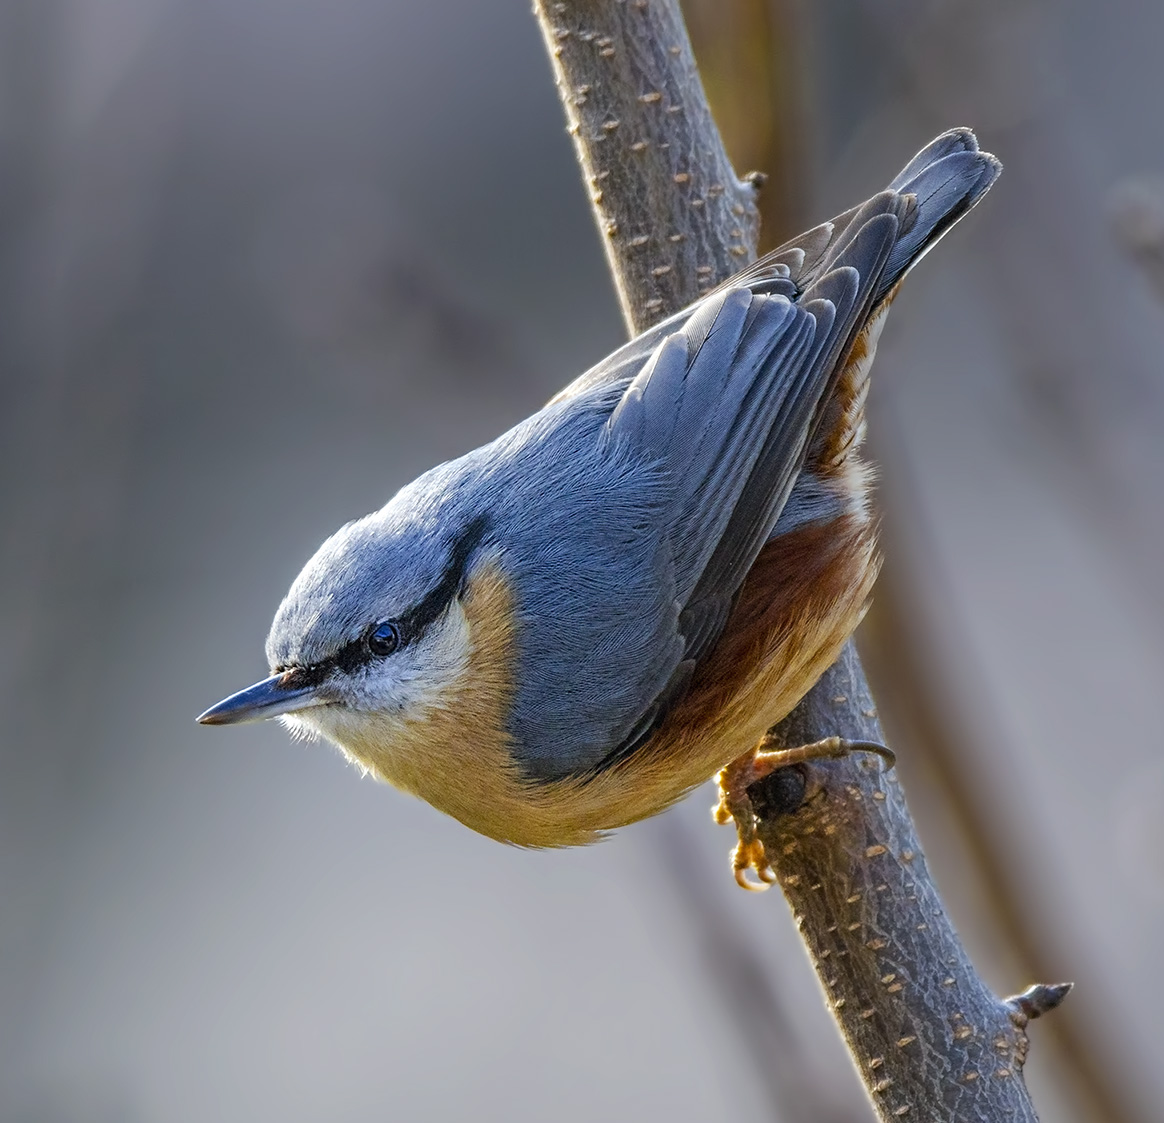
[196,673,323,726]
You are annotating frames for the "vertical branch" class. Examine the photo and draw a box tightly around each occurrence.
[534,0,760,332]
[531,2,1066,1119]
[759,646,1065,1121]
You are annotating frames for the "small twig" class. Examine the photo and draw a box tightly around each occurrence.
[531,2,1066,1120]
[1007,983,1074,1025]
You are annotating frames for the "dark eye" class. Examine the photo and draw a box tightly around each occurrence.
[367,621,401,657]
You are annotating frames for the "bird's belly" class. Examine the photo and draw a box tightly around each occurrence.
[542,509,879,843]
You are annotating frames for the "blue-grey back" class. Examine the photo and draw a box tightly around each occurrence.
[421,382,686,780]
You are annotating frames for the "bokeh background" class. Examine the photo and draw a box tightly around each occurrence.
[3,1,1164,1120]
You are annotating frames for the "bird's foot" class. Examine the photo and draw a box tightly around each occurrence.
[715,736,895,891]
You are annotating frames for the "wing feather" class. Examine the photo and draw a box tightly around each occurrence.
[569,131,1001,773]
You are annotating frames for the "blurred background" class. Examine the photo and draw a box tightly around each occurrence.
[2,0,1163,1120]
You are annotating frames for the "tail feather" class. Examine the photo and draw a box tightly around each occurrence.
[881,143,1001,287]
[747,127,1000,306]
[886,126,985,191]
[557,128,1000,483]
[788,128,999,505]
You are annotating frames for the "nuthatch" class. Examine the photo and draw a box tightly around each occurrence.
[199,130,999,858]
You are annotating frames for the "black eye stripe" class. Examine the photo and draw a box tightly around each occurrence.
[285,515,489,682]
[394,513,488,638]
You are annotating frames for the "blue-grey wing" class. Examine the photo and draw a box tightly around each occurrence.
[592,211,902,767]
[519,129,1000,777]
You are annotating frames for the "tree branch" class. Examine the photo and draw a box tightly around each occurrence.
[532,2,1066,1119]
[534,0,759,335]
[759,645,1064,1121]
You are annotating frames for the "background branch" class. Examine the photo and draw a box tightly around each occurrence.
[533,2,1064,1119]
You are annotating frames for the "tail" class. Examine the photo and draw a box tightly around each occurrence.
[744,127,1000,308]
[760,129,1000,489]
[879,128,1001,293]
[557,129,1000,445]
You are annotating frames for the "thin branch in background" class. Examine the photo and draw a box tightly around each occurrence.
[680,0,810,249]
[653,816,862,1123]
[829,4,1159,1118]
[647,14,862,1115]
[860,415,1127,1123]
[532,2,1063,1119]
[846,0,1164,624]
[1109,175,1164,310]
[0,5,177,1088]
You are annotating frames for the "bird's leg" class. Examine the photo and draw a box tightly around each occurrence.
[715,735,895,890]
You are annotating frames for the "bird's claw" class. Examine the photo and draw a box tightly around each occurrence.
[715,750,787,891]
[715,735,895,890]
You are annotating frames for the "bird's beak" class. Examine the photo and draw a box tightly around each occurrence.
[196,673,324,726]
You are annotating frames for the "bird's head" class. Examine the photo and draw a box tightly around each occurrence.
[197,498,491,752]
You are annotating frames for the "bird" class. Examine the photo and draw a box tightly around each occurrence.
[198,129,1000,865]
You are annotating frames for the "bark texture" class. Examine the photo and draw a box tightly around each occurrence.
[535,0,759,334]
[532,2,1065,1119]
[759,645,1062,1120]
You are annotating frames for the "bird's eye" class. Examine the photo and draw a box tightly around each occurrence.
[367,621,401,657]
